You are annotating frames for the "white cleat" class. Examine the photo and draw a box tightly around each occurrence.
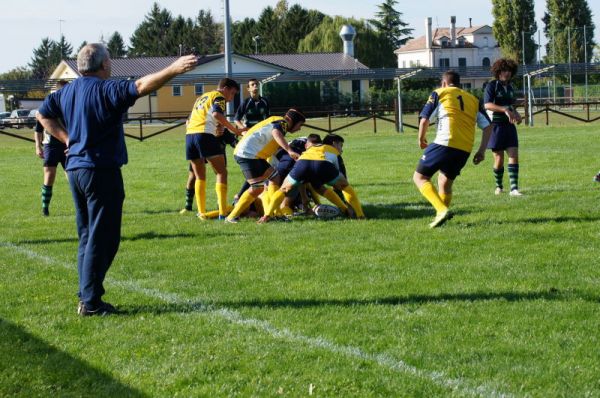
[494,187,504,195]
[509,189,523,197]
[429,210,453,228]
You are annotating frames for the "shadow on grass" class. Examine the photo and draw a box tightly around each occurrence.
[363,202,471,220]
[0,318,147,397]
[121,288,597,315]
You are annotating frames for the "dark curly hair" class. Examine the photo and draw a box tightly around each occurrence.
[491,58,518,79]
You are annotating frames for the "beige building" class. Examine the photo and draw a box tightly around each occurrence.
[395,17,502,89]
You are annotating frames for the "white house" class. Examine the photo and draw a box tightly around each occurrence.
[395,17,502,89]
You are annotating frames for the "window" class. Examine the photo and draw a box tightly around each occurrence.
[457,37,465,47]
[439,58,450,68]
[402,61,406,68]
[194,83,204,96]
[172,85,182,97]
[482,57,491,67]
[484,37,489,48]
[461,83,472,90]
[458,58,467,67]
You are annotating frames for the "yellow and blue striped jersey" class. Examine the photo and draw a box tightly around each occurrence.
[420,86,490,153]
[299,144,340,170]
[186,90,226,136]
[234,116,289,159]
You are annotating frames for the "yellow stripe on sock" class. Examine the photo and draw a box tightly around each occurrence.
[195,179,206,215]
[216,182,228,216]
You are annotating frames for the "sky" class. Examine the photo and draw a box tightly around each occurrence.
[1,0,599,74]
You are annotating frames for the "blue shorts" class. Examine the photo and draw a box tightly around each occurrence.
[487,122,518,151]
[416,143,470,180]
[288,159,341,189]
[43,143,66,168]
[186,133,224,160]
[275,155,296,180]
[234,156,273,181]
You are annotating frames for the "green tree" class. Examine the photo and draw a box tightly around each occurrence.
[53,35,73,60]
[254,7,279,53]
[107,32,127,57]
[492,0,537,64]
[29,38,58,79]
[298,16,387,67]
[192,9,222,54]
[76,41,88,54]
[369,0,413,49]
[232,18,257,54]
[129,3,175,56]
[543,0,596,63]
[0,67,32,80]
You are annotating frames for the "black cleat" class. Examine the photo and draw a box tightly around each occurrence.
[42,208,49,216]
[78,301,119,317]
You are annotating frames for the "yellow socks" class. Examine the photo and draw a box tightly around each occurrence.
[439,192,452,207]
[215,183,228,216]
[195,179,206,215]
[342,186,365,218]
[227,190,255,220]
[322,188,348,212]
[308,184,321,205]
[419,182,448,214]
[265,190,285,216]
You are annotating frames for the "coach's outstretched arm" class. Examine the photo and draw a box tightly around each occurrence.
[135,55,198,97]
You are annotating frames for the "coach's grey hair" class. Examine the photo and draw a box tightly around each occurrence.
[77,43,110,74]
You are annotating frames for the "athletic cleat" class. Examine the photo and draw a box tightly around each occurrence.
[494,187,504,195]
[429,210,453,228]
[197,213,208,220]
[42,208,49,216]
[224,217,239,224]
[509,189,523,197]
[179,208,192,214]
[78,301,119,317]
[594,173,600,183]
[217,215,227,221]
[256,215,271,224]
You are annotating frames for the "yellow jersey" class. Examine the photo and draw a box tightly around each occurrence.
[186,90,226,135]
[419,86,490,153]
[234,116,289,159]
[298,144,341,169]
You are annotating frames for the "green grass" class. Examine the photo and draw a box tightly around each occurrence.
[1,121,600,397]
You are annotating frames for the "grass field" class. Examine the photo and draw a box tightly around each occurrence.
[1,119,599,397]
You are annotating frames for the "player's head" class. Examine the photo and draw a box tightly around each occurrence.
[441,70,460,87]
[218,78,240,101]
[323,134,345,154]
[284,108,306,133]
[77,43,111,78]
[305,133,322,149]
[491,58,518,81]
[247,79,260,96]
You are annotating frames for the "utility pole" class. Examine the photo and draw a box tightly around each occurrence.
[223,0,234,119]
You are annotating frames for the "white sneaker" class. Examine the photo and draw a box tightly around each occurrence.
[509,189,523,197]
[494,187,504,195]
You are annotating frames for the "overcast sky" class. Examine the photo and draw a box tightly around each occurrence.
[1,0,599,73]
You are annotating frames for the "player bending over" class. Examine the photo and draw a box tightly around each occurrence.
[225,109,306,223]
[259,134,365,223]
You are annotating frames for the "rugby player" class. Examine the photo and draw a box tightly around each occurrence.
[186,78,246,219]
[484,58,523,196]
[259,134,365,223]
[413,70,492,228]
[225,109,306,223]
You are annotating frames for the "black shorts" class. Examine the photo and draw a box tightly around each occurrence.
[487,122,518,151]
[416,143,470,180]
[43,143,66,168]
[186,133,224,160]
[288,159,341,189]
[235,156,273,181]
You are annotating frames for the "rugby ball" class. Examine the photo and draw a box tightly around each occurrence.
[313,204,341,219]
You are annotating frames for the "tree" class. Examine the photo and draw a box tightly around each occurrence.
[29,38,58,79]
[0,67,32,80]
[543,0,596,64]
[53,35,74,60]
[192,9,222,54]
[107,32,127,57]
[232,18,257,54]
[366,0,413,67]
[76,41,88,54]
[298,16,388,67]
[492,0,537,64]
[129,3,175,56]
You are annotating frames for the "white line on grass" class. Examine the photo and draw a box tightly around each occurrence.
[1,241,513,398]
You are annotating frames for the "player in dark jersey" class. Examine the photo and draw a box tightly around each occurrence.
[484,58,523,196]
[34,80,69,216]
